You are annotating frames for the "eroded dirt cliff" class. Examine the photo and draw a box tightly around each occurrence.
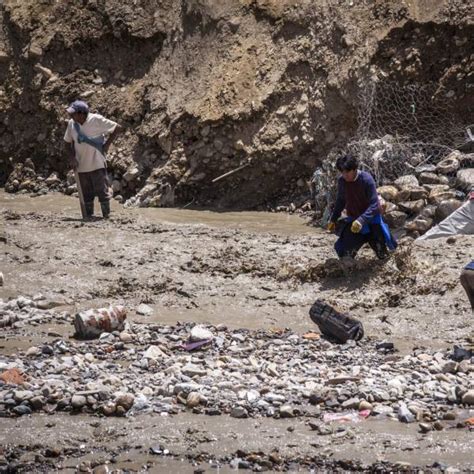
[0,0,472,209]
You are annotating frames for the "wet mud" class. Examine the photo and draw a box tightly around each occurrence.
[2,412,473,472]
[1,191,473,472]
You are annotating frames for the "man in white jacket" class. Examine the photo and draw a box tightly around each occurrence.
[64,100,123,219]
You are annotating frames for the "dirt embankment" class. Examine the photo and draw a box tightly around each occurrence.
[0,0,473,209]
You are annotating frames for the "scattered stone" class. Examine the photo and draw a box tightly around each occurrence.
[12,405,32,416]
[419,422,432,433]
[115,393,134,411]
[143,345,168,360]
[186,392,202,408]
[26,347,41,357]
[358,400,373,411]
[182,364,207,377]
[433,421,444,431]
[71,395,87,409]
[279,405,295,418]
[230,407,248,418]
[461,390,474,406]
[190,325,213,342]
[136,303,153,316]
[398,403,415,423]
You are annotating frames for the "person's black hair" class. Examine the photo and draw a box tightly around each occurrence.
[336,154,358,172]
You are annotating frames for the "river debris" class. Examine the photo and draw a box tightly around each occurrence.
[309,300,364,343]
[0,296,472,425]
[73,306,127,339]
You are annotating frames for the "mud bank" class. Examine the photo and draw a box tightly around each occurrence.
[2,412,473,472]
[1,191,473,342]
[1,191,473,472]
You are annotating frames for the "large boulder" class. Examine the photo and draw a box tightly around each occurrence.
[394,175,418,189]
[377,185,398,202]
[435,199,463,222]
[0,50,10,62]
[398,199,425,215]
[419,172,448,185]
[436,155,460,175]
[406,186,428,201]
[456,168,474,191]
[415,164,436,175]
[397,186,428,201]
[384,210,407,229]
[405,216,433,234]
[458,153,474,168]
[423,184,450,193]
[420,204,437,219]
[385,201,398,213]
[428,189,458,205]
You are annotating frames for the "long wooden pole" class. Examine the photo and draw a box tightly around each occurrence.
[211,162,250,183]
[74,168,87,219]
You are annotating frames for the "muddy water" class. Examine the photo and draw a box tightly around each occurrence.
[0,191,316,235]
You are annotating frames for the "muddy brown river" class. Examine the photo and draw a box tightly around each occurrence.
[1,191,473,472]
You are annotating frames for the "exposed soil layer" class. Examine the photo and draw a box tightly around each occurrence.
[0,1,473,208]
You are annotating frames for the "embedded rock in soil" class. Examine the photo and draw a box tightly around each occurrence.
[0,1,472,209]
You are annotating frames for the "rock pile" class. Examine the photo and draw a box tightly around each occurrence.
[1,297,473,426]
[377,150,473,238]
[4,159,65,197]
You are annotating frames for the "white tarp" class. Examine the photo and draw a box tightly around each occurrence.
[417,199,474,240]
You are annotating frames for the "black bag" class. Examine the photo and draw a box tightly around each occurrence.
[309,299,364,343]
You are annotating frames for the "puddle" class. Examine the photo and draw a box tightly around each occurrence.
[0,190,316,236]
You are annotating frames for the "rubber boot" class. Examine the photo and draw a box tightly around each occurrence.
[84,201,94,219]
[100,200,110,219]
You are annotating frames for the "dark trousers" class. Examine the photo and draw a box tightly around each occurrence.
[78,168,110,204]
[335,222,388,260]
[460,268,474,310]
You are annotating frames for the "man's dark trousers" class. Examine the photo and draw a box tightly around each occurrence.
[78,168,110,217]
[335,222,388,260]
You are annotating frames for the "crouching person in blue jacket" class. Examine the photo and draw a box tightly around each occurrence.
[327,154,397,260]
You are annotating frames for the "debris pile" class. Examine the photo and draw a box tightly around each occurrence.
[1,298,473,425]
[376,150,473,238]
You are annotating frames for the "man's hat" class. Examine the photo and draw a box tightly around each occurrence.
[66,100,89,114]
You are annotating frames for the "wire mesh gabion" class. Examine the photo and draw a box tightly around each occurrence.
[312,80,463,223]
